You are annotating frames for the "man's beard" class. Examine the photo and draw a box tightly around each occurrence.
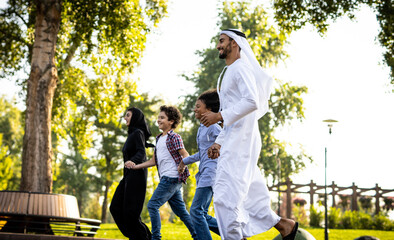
[219,51,227,59]
[218,44,231,59]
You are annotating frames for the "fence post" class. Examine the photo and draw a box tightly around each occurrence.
[309,180,315,207]
[375,184,381,215]
[351,182,358,211]
[286,177,292,218]
[331,181,337,208]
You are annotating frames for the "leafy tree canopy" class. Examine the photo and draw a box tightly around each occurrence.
[0,96,23,190]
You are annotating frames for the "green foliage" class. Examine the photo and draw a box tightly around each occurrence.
[314,208,393,230]
[309,205,323,227]
[0,96,23,190]
[0,134,13,190]
[0,0,168,78]
[273,0,394,85]
[328,207,342,229]
[52,141,95,215]
[180,1,311,183]
[293,205,308,227]
[340,210,360,229]
[0,0,168,193]
[372,213,393,231]
[358,211,373,230]
[84,193,102,220]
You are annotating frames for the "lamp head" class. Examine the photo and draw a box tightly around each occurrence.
[323,119,338,134]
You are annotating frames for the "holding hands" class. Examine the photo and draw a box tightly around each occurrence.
[178,160,186,173]
[124,160,136,169]
[207,143,221,159]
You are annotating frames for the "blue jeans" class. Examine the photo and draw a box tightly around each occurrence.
[147,176,197,240]
[190,186,220,240]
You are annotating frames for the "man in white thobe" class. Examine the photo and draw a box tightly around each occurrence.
[201,29,298,240]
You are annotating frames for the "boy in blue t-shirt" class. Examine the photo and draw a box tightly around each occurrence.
[178,89,222,240]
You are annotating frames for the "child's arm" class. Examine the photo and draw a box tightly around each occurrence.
[132,154,156,170]
[178,148,189,159]
[177,148,189,173]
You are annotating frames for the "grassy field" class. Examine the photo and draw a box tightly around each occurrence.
[96,223,394,240]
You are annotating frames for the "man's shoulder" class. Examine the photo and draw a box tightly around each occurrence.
[230,59,252,74]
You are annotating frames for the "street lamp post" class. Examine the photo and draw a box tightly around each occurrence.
[322,119,338,240]
[275,147,281,216]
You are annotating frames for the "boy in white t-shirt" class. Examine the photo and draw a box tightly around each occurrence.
[132,105,196,240]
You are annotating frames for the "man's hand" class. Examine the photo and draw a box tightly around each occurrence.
[178,160,186,173]
[207,143,221,159]
[200,112,222,127]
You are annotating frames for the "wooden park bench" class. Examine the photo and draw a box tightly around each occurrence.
[0,191,101,237]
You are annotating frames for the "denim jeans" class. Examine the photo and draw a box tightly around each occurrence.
[190,186,220,240]
[147,176,197,240]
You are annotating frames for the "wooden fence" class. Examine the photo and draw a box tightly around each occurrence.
[268,178,394,218]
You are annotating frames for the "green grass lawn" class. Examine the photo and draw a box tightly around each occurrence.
[96,223,394,240]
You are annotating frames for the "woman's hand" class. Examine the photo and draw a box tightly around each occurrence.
[124,160,135,169]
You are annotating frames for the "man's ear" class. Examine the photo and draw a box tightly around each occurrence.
[231,40,239,50]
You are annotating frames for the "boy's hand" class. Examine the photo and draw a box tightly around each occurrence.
[208,143,221,159]
[201,112,222,127]
[178,160,186,173]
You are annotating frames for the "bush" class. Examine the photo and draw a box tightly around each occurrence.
[341,210,360,229]
[328,207,341,228]
[293,206,308,227]
[309,205,323,227]
[358,211,373,230]
[373,213,393,231]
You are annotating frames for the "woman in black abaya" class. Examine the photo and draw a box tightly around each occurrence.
[110,107,152,240]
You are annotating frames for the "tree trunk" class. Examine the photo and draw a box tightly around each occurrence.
[101,179,111,223]
[20,0,61,193]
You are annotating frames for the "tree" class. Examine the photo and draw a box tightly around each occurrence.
[53,138,95,215]
[180,1,311,183]
[273,0,394,85]
[0,0,167,192]
[0,96,24,190]
[0,134,13,190]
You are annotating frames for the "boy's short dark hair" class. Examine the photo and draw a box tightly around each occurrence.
[160,105,182,129]
[198,89,220,113]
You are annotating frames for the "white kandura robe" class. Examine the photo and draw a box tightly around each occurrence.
[213,58,281,240]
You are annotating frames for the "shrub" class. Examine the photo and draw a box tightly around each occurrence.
[341,210,360,229]
[328,207,341,228]
[358,211,373,229]
[293,206,308,227]
[373,213,393,231]
[309,205,323,227]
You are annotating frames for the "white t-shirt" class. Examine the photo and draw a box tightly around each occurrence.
[156,134,179,178]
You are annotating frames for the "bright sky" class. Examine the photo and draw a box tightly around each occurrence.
[1,1,393,193]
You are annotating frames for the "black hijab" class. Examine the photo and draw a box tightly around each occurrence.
[127,107,154,148]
